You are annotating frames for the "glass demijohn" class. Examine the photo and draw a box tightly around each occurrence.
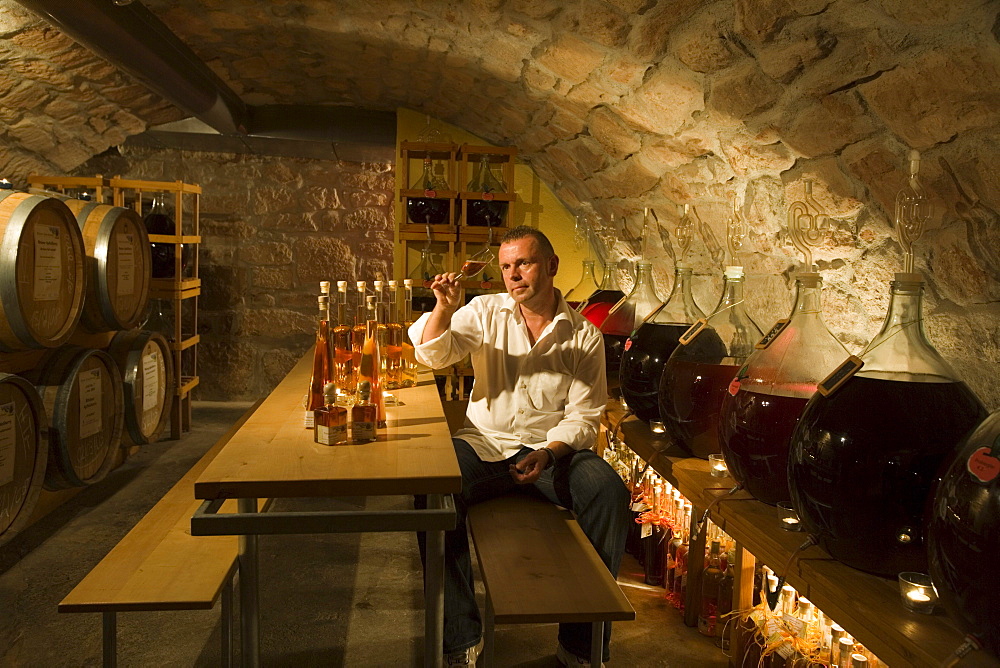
[658,266,762,459]
[579,260,625,326]
[564,259,600,310]
[600,261,661,383]
[406,157,451,226]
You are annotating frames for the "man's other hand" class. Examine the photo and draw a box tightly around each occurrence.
[509,449,549,484]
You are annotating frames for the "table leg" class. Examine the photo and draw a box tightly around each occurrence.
[238,498,260,667]
[425,493,445,668]
[590,621,604,667]
[102,611,116,668]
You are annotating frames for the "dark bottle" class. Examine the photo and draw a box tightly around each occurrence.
[620,263,704,424]
[789,273,986,577]
[144,192,191,279]
[659,266,761,459]
[698,541,724,637]
[601,261,661,386]
[641,482,666,586]
[579,260,625,326]
[927,411,999,658]
[465,155,508,227]
[719,273,847,505]
[406,157,451,226]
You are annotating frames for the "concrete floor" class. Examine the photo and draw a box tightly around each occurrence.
[0,402,728,667]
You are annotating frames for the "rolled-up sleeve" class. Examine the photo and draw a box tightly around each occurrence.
[409,304,484,370]
[545,327,607,450]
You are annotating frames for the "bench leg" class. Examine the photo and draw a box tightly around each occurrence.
[424,494,445,668]
[590,621,604,668]
[480,597,495,668]
[222,570,235,668]
[238,498,260,668]
[102,611,116,668]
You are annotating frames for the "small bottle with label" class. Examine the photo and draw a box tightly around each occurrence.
[315,382,348,446]
[352,380,377,443]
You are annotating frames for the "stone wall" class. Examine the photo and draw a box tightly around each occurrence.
[78,146,395,400]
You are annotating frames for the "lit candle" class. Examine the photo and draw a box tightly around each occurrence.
[906,590,931,603]
[782,516,800,526]
[898,572,938,614]
[708,453,728,477]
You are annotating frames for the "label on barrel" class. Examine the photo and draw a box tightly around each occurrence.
[116,231,136,297]
[0,403,14,487]
[142,351,159,412]
[79,368,103,440]
[33,225,62,301]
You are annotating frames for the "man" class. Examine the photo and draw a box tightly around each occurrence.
[410,226,630,667]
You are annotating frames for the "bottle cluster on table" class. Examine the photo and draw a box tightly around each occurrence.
[305,278,420,444]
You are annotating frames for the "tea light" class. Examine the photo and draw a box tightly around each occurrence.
[0,178,12,190]
[897,572,938,614]
[708,453,728,477]
[777,502,803,531]
[650,420,665,434]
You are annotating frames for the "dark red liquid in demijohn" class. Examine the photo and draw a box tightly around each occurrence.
[928,412,1000,658]
[580,290,623,327]
[406,197,450,226]
[467,200,508,227]
[657,327,732,459]
[144,211,190,279]
[788,375,986,577]
[619,323,689,423]
[719,388,811,506]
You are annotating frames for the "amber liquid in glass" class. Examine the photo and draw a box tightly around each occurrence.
[460,260,488,277]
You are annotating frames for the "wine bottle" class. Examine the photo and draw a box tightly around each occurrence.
[698,540,724,636]
[333,281,356,405]
[304,294,331,428]
[315,382,348,445]
[352,380,377,443]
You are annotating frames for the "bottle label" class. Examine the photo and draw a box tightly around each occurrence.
[678,319,708,346]
[331,423,348,444]
[482,191,494,201]
[755,318,789,350]
[315,424,331,445]
[817,355,864,396]
[353,420,376,442]
[303,409,314,428]
[624,338,633,352]
[641,522,652,539]
[967,446,1000,483]
[424,189,436,198]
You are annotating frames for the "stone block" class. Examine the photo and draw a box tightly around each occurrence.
[1,80,50,110]
[349,191,390,208]
[201,264,245,310]
[241,241,292,266]
[252,266,295,291]
[876,0,993,26]
[344,207,391,232]
[860,46,1000,149]
[9,116,55,153]
[734,0,795,44]
[842,135,908,218]
[301,185,341,211]
[782,90,877,158]
[274,213,319,232]
[199,340,258,400]
[570,2,630,48]
[615,63,704,135]
[238,307,316,338]
[757,23,838,83]
[630,0,704,61]
[708,60,781,121]
[673,14,742,74]
[721,131,795,176]
[509,0,564,20]
[262,346,302,390]
[796,28,898,97]
[586,155,660,199]
[561,136,612,176]
[295,236,358,285]
[250,186,296,215]
[536,33,608,86]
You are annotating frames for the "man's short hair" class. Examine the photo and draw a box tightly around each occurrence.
[499,225,555,258]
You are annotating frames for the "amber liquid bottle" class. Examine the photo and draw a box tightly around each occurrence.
[315,382,348,445]
[305,295,331,428]
[400,279,418,388]
[384,280,403,390]
[357,304,386,427]
[351,281,368,380]
[333,281,356,404]
[698,541,724,637]
[352,380,377,443]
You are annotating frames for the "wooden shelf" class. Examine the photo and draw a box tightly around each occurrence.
[147,234,202,244]
[602,400,1000,668]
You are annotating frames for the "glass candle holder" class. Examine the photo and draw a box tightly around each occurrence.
[650,420,666,434]
[708,453,728,478]
[777,502,803,531]
[898,572,938,614]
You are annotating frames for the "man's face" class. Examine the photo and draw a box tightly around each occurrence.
[499,236,558,306]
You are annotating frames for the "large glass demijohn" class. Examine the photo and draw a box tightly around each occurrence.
[600,261,661,384]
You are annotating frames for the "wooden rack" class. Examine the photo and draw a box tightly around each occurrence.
[602,400,1000,668]
[29,175,201,439]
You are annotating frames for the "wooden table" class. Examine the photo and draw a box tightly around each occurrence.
[192,353,461,668]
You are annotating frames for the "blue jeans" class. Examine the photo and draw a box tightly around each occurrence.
[417,438,630,660]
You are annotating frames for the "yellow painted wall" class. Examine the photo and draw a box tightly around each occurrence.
[394,108,586,293]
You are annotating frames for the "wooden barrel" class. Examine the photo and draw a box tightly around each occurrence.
[0,191,86,351]
[0,373,47,547]
[28,346,124,490]
[106,329,173,446]
[63,200,151,332]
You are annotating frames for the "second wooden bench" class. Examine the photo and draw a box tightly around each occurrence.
[468,494,635,667]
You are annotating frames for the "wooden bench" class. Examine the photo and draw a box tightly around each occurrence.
[58,400,263,667]
[468,494,636,667]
